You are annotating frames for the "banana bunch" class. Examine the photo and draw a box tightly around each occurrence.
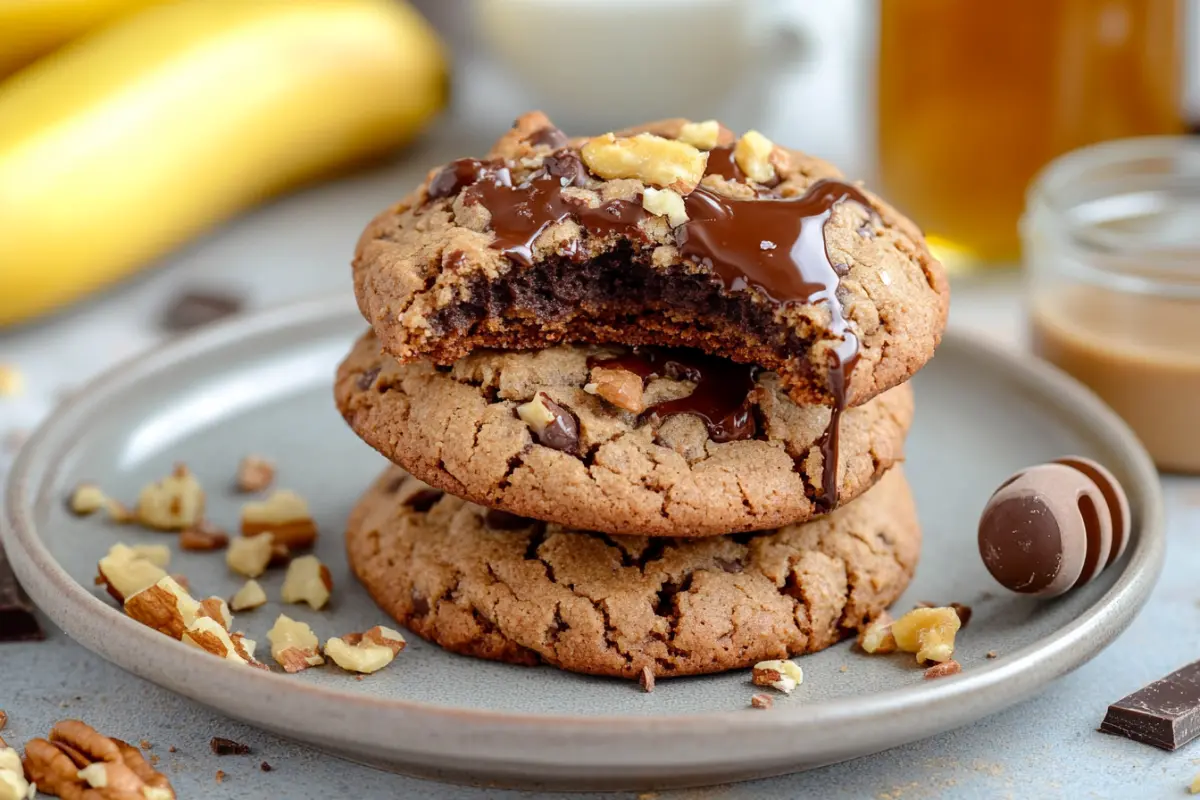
[0,0,447,326]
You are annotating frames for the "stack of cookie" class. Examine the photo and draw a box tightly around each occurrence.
[334,113,949,681]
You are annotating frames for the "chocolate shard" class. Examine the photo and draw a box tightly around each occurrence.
[0,546,43,642]
[160,289,244,333]
[1101,660,1200,750]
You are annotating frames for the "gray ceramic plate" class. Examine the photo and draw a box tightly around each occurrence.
[2,297,1163,791]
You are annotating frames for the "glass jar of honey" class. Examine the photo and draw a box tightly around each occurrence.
[1024,137,1200,473]
[878,0,1183,270]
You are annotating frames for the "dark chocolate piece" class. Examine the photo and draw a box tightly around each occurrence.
[403,488,444,512]
[588,347,757,442]
[210,737,251,756]
[531,126,569,149]
[160,290,243,333]
[484,509,535,530]
[0,546,42,642]
[528,393,580,454]
[1101,660,1200,750]
[356,367,381,391]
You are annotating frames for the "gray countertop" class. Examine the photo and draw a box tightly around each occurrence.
[1,127,1196,799]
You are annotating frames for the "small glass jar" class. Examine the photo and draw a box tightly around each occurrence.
[1023,137,1200,473]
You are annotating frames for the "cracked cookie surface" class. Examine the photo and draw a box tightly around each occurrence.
[335,330,914,537]
[346,466,920,679]
[352,112,948,408]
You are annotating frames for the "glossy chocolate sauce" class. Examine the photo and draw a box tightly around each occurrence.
[589,347,758,442]
[428,158,493,200]
[703,146,743,182]
[452,153,648,266]
[676,180,872,508]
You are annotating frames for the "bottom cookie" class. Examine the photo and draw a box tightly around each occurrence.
[346,467,921,679]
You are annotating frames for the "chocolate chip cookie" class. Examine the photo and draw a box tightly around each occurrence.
[346,466,920,679]
[352,112,948,416]
[336,330,914,537]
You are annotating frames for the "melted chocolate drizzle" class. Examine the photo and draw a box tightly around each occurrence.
[588,347,758,442]
[427,147,874,510]
[454,153,648,266]
[676,180,872,509]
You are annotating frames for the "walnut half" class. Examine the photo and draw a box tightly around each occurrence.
[22,720,175,799]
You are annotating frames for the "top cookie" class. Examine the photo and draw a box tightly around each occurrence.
[353,112,949,409]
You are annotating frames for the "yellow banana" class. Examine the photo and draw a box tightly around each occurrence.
[0,0,170,78]
[0,0,447,326]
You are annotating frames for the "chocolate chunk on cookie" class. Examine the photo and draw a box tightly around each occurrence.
[335,330,914,537]
[352,112,948,411]
[346,466,921,679]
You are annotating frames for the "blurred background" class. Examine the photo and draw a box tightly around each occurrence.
[2,0,1199,471]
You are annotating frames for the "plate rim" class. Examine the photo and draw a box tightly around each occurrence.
[2,295,1165,760]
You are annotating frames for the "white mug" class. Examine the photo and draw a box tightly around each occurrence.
[471,0,812,132]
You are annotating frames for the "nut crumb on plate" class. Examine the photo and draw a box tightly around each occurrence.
[750,693,774,710]
[986,650,998,659]
[889,607,961,664]
[229,579,267,612]
[240,490,317,549]
[858,611,897,655]
[135,464,204,530]
[751,660,803,694]
[325,626,406,674]
[180,521,230,551]
[235,455,275,493]
[280,555,333,610]
[949,602,973,628]
[639,666,655,693]
[215,770,225,784]
[260,761,273,772]
[924,660,962,679]
[226,533,276,578]
[266,614,324,673]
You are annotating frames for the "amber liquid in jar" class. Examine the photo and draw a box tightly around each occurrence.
[878,0,1182,267]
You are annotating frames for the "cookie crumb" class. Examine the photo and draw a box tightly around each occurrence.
[215,769,226,784]
[985,650,998,659]
[750,693,774,710]
[639,666,655,693]
[924,659,962,680]
[168,745,177,753]
[235,456,276,493]
[260,761,273,772]
[139,739,152,750]
[150,754,160,766]
[949,602,973,628]
[839,665,848,673]
[0,365,24,397]
[210,736,250,756]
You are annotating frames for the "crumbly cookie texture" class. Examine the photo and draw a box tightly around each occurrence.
[335,331,913,537]
[352,111,948,407]
[344,466,920,680]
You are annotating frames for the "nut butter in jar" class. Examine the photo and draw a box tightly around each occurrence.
[1024,137,1200,472]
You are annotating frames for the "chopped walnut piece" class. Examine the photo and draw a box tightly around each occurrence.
[128,545,170,568]
[584,366,645,413]
[857,611,897,655]
[96,544,169,604]
[733,130,777,185]
[641,187,688,227]
[580,132,707,192]
[240,490,317,549]
[639,666,655,693]
[266,614,324,673]
[23,720,175,799]
[197,597,232,630]
[986,650,999,659]
[68,483,131,523]
[182,617,261,667]
[234,456,275,493]
[229,579,267,612]
[325,626,406,674]
[890,607,962,664]
[751,660,803,694]
[180,521,229,551]
[226,533,275,578]
[923,659,962,680]
[280,556,332,610]
[134,464,204,530]
[750,693,774,710]
[124,576,200,639]
[677,120,721,150]
[0,740,30,800]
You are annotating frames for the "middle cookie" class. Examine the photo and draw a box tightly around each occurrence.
[336,330,914,537]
